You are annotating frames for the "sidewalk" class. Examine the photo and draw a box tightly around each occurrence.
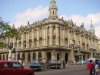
[64,64,86,69]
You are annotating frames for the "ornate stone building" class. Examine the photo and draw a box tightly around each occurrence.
[98,39,100,52]
[0,0,99,63]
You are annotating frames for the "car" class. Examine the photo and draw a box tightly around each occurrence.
[0,60,35,75]
[28,60,42,71]
[46,60,61,69]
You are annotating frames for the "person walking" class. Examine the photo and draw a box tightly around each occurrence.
[87,60,94,75]
[63,60,66,68]
[95,60,100,75]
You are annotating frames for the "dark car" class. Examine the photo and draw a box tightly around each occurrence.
[0,60,34,75]
[47,60,61,69]
[28,60,42,71]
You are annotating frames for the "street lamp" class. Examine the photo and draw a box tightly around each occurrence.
[69,40,75,64]
[8,43,16,60]
[12,48,16,60]
[8,43,13,60]
[75,42,82,63]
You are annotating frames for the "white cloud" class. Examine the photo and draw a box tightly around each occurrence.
[61,13,100,38]
[12,6,100,38]
[95,26,100,38]
[13,6,48,27]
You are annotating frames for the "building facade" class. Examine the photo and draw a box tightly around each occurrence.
[98,39,100,52]
[0,0,99,64]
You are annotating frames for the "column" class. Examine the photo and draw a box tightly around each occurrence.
[8,49,12,60]
[36,52,38,60]
[42,51,46,63]
[56,26,59,46]
[68,30,70,47]
[61,52,64,61]
[43,28,45,46]
[25,52,28,63]
[68,50,75,63]
[32,30,34,48]
[4,54,6,60]
[45,27,47,46]
[37,29,39,47]
[50,26,53,46]
[62,29,65,46]
[60,29,63,46]
[12,53,15,60]
[51,51,56,60]
[26,33,29,48]
[16,52,18,60]
[30,52,33,61]
[21,34,23,49]
[91,51,93,58]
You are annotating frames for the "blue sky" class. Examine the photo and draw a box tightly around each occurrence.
[0,0,100,37]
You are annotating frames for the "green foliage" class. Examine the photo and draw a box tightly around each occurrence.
[0,17,21,48]
[0,42,7,48]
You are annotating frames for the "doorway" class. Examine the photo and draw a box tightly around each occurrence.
[57,53,60,61]
[47,52,51,61]
[65,53,68,63]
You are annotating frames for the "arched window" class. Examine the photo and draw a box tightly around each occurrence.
[6,54,8,60]
[22,53,25,60]
[47,52,51,60]
[28,52,31,62]
[33,53,36,60]
[39,28,42,36]
[17,53,20,60]
[38,52,42,60]
[23,41,26,48]
[29,39,32,48]
[53,26,56,34]
[34,29,37,37]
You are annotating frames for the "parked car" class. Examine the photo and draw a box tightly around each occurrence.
[0,60,34,75]
[46,60,61,69]
[28,60,42,71]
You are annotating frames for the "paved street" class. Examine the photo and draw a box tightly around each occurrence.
[35,65,89,75]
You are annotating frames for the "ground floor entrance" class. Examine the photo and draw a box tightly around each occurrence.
[0,49,92,64]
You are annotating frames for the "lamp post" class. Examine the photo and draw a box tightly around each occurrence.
[75,42,82,63]
[8,43,13,60]
[69,40,75,64]
[12,48,16,60]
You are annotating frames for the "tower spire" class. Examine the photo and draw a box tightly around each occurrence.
[90,20,95,34]
[49,0,58,19]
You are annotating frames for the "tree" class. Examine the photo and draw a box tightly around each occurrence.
[0,17,20,48]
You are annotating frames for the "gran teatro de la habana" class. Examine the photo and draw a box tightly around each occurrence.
[0,0,99,64]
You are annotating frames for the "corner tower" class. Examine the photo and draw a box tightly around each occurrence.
[49,0,58,19]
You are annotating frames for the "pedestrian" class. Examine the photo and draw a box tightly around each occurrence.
[63,60,66,68]
[19,58,23,64]
[87,60,94,75]
[95,60,100,75]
